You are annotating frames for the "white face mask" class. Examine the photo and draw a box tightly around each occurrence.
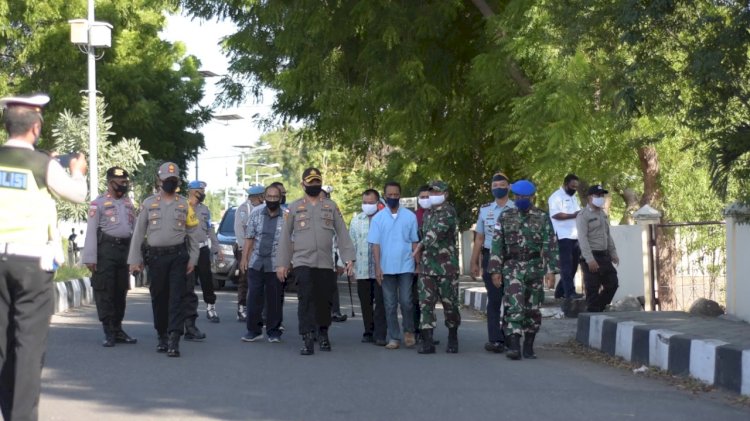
[429,194,446,206]
[418,198,432,209]
[592,197,606,208]
[361,203,378,216]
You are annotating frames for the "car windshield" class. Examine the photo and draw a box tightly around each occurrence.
[218,207,236,236]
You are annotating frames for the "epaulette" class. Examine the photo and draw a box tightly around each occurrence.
[480,203,492,208]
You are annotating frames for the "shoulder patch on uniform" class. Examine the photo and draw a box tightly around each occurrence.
[88,205,98,217]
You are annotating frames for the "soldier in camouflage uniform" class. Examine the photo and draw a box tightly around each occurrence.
[413,180,460,354]
[488,179,559,360]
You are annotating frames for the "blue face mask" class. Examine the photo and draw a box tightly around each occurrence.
[515,198,532,211]
[386,197,400,209]
[492,188,508,199]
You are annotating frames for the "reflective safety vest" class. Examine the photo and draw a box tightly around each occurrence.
[0,146,56,246]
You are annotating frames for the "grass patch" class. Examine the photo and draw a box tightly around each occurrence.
[54,264,90,282]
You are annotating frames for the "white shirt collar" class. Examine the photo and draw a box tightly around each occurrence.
[4,139,34,150]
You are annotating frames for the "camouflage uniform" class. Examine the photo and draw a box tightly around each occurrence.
[418,196,461,330]
[488,206,558,336]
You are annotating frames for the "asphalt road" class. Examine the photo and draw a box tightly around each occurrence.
[39,281,749,421]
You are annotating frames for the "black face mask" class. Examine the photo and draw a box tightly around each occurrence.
[280,195,287,205]
[565,187,577,196]
[162,179,178,194]
[266,200,280,211]
[111,181,129,197]
[304,185,322,197]
[196,192,206,203]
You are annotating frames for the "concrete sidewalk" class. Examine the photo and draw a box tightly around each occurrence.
[577,311,750,396]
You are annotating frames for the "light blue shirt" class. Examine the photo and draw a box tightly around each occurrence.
[475,199,515,249]
[367,207,419,275]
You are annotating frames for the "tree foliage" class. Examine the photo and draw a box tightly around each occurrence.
[0,0,210,170]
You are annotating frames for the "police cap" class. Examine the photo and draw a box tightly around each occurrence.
[157,162,180,180]
[247,184,265,195]
[106,166,129,180]
[188,180,207,190]
[587,184,609,196]
[0,94,50,112]
[302,167,323,183]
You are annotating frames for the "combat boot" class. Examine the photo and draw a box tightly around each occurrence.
[102,324,115,348]
[506,334,522,360]
[318,328,332,351]
[184,318,206,341]
[207,303,220,323]
[167,332,180,357]
[156,333,168,353]
[523,332,537,359]
[237,305,247,322]
[300,333,315,356]
[417,329,435,354]
[446,327,459,353]
[114,323,137,344]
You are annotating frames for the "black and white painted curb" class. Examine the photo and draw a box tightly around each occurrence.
[53,276,137,314]
[577,313,750,396]
[463,286,488,312]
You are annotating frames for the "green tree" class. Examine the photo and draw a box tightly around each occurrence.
[0,0,210,170]
[52,96,147,221]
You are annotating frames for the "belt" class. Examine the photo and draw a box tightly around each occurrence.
[592,250,610,257]
[199,241,209,248]
[148,244,186,256]
[505,251,541,260]
[100,232,130,246]
[0,242,45,258]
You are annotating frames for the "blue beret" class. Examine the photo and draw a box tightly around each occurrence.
[511,179,536,195]
[187,180,207,190]
[246,184,265,195]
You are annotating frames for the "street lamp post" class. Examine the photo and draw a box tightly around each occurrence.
[69,0,112,199]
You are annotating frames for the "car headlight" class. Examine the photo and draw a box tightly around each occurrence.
[219,244,234,255]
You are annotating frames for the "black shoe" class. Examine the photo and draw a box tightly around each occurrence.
[523,332,537,359]
[374,338,387,346]
[167,332,180,357]
[156,334,168,353]
[361,334,374,343]
[115,329,138,344]
[418,329,435,354]
[506,334,522,360]
[318,331,332,351]
[300,333,315,355]
[331,313,348,322]
[484,341,505,353]
[102,325,115,347]
[446,327,458,354]
[184,319,206,341]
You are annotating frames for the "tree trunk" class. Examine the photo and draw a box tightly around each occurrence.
[617,187,640,224]
[638,145,660,206]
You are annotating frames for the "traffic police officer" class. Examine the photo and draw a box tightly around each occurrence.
[488,180,559,360]
[82,166,138,347]
[235,184,265,322]
[182,180,221,343]
[470,172,515,353]
[413,180,461,354]
[276,167,355,355]
[577,184,620,312]
[128,162,200,358]
[0,93,87,420]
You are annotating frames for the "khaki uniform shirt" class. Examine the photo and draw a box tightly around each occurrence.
[127,193,200,266]
[276,197,355,270]
[234,200,254,249]
[192,202,220,254]
[82,193,136,264]
[576,205,618,262]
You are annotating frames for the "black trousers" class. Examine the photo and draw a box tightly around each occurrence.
[184,246,216,322]
[92,241,130,328]
[357,278,386,341]
[234,246,247,307]
[246,269,284,337]
[581,252,619,312]
[294,266,336,335]
[0,255,54,421]
[147,248,188,335]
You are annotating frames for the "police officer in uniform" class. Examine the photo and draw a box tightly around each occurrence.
[128,162,200,358]
[182,180,221,343]
[235,184,265,322]
[0,94,88,420]
[469,172,515,353]
[276,168,355,355]
[82,167,138,347]
[488,180,559,360]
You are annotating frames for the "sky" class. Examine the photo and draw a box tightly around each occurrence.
[160,12,275,193]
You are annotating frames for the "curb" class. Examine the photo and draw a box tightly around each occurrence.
[53,275,137,314]
[577,313,750,397]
